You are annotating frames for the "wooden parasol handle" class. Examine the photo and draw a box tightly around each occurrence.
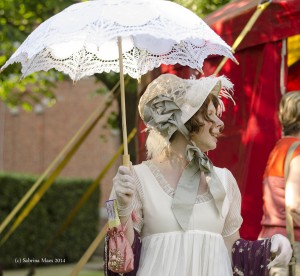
[118,37,130,166]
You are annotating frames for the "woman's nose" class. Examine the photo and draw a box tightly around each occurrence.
[215,117,224,128]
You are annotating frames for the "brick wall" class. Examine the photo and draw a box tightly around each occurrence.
[0,78,121,209]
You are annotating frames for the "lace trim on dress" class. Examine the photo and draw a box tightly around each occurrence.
[144,160,213,203]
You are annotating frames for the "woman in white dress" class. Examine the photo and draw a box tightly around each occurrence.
[105,74,292,276]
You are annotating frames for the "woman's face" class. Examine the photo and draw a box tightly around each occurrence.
[190,101,224,152]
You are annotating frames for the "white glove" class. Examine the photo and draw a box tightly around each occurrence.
[267,234,292,269]
[112,165,136,216]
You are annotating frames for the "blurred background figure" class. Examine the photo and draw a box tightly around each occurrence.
[259,91,300,275]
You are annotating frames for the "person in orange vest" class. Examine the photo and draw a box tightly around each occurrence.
[260,91,300,275]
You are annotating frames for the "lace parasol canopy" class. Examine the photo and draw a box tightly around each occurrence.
[1,0,236,81]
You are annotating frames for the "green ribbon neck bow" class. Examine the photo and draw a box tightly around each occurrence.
[171,144,226,230]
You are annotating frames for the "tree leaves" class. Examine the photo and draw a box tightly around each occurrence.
[0,0,78,109]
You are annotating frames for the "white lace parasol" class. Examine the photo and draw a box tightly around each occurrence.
[1,0,235,80]
[1,0,237,165]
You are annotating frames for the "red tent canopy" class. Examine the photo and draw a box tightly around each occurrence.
[202,0,300,239]
[205,0,300,51]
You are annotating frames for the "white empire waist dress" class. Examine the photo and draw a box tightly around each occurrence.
[131,162,241,276]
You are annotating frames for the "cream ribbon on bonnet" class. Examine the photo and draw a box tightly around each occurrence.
[143,95,189,141]
[171,144,226,230]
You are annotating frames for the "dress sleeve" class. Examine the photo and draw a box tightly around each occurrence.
[131,167,144,233]
[222,169,243,237]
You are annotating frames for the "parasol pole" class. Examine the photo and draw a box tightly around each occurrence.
[118,37,130,166]
[214,0,271,75]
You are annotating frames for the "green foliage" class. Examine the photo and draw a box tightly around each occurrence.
[174,0,231,18]
[0,173,99,269]
[106,111,119,130]
[0,0,79,108]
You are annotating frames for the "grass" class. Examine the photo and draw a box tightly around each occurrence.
[80,272,104,276]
